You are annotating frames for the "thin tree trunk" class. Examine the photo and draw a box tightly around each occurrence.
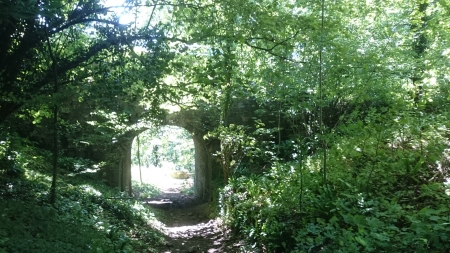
[221,42,233,184]
[277,101,281,156]
[124,139,133,196]
[46,33,59,205]
[319,0,327,186]
[119,157,123,190]
[50,103,58,204]
[138,135,143,184]
[411,2,429,157]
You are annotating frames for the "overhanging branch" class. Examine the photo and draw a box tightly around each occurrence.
[51,18,125,34]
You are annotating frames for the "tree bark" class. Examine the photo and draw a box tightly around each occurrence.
[137,135,143,184]
[46,32,59,205]
[119,136,133,196]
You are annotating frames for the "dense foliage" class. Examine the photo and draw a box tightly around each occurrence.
[209,0,450,252]
[219,110,450,252]
[131,126,194,171]
[1,0,450,252]
[0,137,164,252]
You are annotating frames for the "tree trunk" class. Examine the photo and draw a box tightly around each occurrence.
[120,138,133,195]
[137,135,142,184]
[49,103,58,204]
[46,32,59,205]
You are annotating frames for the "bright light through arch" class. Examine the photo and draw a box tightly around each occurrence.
[131,126,195,194]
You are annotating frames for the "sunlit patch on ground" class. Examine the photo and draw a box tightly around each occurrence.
[132,164,246,252]
[158,217,244,253]
[131,163,193,193]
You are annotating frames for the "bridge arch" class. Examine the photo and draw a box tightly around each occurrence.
[130,126,195,190]
[163,110,216,201]
[107,109,219,201]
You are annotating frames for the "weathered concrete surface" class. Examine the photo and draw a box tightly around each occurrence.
[164,109,218,202]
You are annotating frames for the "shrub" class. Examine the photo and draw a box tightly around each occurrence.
[220,159,450,252]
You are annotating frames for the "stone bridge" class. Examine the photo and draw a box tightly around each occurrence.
[105,100,262,202]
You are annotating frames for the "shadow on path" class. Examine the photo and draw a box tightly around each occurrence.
[144,188,245,253]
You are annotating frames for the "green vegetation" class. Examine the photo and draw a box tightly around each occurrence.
[219,113,450,252]
[0,139,164,252]
[1,0,450,252]
[131,126,194,172]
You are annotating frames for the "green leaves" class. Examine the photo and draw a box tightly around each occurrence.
[2,0,450,251]
[131,126,194,171]
[0,168,165,253]
[0,0,39,22]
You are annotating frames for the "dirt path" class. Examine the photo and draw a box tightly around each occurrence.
[141,182,246,253]
[151,199,242,252]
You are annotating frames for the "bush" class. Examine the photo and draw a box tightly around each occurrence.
[1,170,165,253]
[132,181,161,199]
[170,169,191,179]
[220,160,450,252]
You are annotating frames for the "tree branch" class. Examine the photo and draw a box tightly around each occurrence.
[243,41,306,64]
[51,19,125,34]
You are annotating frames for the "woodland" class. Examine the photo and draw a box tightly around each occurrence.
[1,0,450,252]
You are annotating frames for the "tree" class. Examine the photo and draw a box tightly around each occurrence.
[0,0,179,199]
[0,0,169,124]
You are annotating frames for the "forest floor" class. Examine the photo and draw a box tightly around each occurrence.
[137,168,246,253]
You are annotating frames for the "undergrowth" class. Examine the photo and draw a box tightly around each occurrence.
[219,110,450,252]
[0,143,166,253]
[221,164,450,252]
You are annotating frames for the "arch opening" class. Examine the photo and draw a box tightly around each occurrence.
[131,126,195,197]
